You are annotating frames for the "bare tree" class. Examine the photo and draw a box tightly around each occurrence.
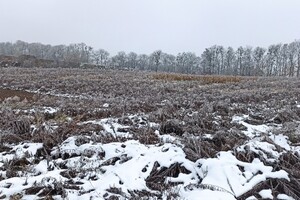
[288,42,297,77]
[243,46,253,76]
[295,40,300,77]
[137,54,149,70]
[161,53,176,72]
[127,52,138,69]
[253,47,266,76]
[111,51,127,69]
[92,49,109,66]
[224,47,236,75]
[236,46,244,75]
[151,50,162,72]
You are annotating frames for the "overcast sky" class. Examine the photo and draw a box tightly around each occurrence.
[0,0,299,55]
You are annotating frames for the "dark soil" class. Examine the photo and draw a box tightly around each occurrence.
[0,88,34,101]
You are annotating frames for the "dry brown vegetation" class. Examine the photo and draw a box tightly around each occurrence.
[0,88,35,101]
[152,73,246,84]
[0,67,300,199]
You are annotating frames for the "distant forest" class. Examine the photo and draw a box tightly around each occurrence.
[0,40,300,77]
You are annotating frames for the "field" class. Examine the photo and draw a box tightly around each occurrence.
[0,67,300,200]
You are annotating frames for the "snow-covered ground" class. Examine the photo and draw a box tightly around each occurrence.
[0,111,298,200]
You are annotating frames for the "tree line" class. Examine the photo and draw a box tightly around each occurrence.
[0,40,300,76]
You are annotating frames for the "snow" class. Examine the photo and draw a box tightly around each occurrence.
[232,114,271,138]
[0,115,296,199]
[43,106,58,114]
[79,118,132,138]
[203,134,213,139]
[245,196,258,200]
[180,189,236,200]
[270,133,291,151]
[158,132,177,143]
[259,189,273,199]
[277,194,296,200]
[231,115,247,123]
[11,143,43,158]
[45,136,201,198]
[196,151,289,198]
[23,106,59,115]
[103,103,109,108]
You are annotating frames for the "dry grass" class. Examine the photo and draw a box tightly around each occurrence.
[152,73,244,84]
[0,88,35,102]
[145,162,191,191]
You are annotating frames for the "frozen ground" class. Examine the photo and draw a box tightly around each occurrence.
[0,68,300,199]
[0,113,298,200]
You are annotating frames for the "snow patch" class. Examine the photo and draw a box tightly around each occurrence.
[259,189,273,199]
[269,134,291,151]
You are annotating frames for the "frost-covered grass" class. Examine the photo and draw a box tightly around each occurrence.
[0,68,300,199]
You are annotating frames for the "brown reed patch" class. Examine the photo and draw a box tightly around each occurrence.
[152,73,245,84]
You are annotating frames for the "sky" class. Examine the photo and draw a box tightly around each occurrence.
[0,0,300,55]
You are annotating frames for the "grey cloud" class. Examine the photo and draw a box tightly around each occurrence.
[0,0,299,55]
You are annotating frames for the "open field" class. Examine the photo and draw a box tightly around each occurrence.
[0,67,300,200]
